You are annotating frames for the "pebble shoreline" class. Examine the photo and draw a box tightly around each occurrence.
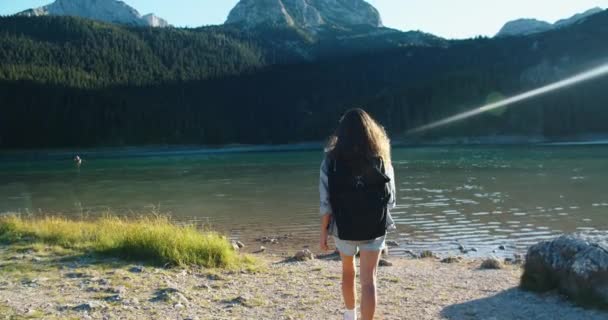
[1,246,606,320]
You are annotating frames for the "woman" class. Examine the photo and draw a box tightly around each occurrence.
[319,108,396,320]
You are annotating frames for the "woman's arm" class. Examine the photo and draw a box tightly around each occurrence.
[387,162,397,209]
[319,158,332,251]
[319,158,333,216]
[320,213,331,251]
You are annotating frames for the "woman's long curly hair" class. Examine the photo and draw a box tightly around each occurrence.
[326,108,391,166]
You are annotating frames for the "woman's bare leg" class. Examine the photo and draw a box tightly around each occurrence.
[340,253,356,310]
[359,250,381,320]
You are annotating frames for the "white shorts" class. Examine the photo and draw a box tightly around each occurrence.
[333,236,386,257]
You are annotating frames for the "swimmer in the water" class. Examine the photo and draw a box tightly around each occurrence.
[74,155,82,166]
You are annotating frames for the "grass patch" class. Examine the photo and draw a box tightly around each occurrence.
[0,304,47,320]
[12,243,76,257]
[0,261,55,275]
[0,214,254,269]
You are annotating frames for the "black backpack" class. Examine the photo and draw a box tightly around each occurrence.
[328,156,391,241]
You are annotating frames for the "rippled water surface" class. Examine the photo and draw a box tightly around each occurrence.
[1,146,607,257]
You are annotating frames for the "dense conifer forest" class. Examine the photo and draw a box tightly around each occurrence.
[1,12,607,148]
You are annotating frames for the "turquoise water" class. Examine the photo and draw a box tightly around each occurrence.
[1,146,607,257]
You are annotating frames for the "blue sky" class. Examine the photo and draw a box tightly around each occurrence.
[1,0,607,39]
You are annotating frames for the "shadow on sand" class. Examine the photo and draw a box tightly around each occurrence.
[441,288,606,320]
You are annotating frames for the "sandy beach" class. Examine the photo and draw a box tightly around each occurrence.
[1,245,606,320]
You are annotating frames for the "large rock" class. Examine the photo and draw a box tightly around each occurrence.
[378,258,393,267]
[294,249,315,261]
[480,258,503,270]
[72,301,107,312]
[520,233,608,308]
[153,287,189,305]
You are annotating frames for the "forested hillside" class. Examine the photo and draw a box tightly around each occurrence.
[0,16,265,87]
[0,11,607,148]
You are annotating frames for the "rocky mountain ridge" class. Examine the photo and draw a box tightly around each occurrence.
[225,0,382,33]
[17,0,169,27]
[496,7,603,37]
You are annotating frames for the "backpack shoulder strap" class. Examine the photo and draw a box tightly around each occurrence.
[374,157,391,184]
[327,156,337,173]
[374,156,385,173]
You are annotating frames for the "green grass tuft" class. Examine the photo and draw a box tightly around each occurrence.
[0,215,253,269]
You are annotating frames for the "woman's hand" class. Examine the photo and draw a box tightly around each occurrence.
[320,231,329,251]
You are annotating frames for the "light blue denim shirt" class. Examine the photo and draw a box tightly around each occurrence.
[319,157,397,237]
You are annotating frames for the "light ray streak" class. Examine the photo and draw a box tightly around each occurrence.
[408,63,608,134]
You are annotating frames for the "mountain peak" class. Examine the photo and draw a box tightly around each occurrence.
[554,7,603,27]
[17,0,169,27]
[496,18,553,37]
[225,0,383,32]
[142,13,170,28]
[496,7,604,37]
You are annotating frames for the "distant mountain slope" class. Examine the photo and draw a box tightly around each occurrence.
[225,0,383,32]
[17,0,169,27]
[554,7,604,27]
[224,0,445,61]
[496,19,553,37]
[496,7,603,37]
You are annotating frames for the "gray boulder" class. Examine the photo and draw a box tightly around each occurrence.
[294,249,315,261]
[378,259,393,267]
[231,241,240,251]
[386,240,399,247]
[520,233,608,308]
[480,258,503,270]
[441,257,462,264]
[72,301,107,312]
